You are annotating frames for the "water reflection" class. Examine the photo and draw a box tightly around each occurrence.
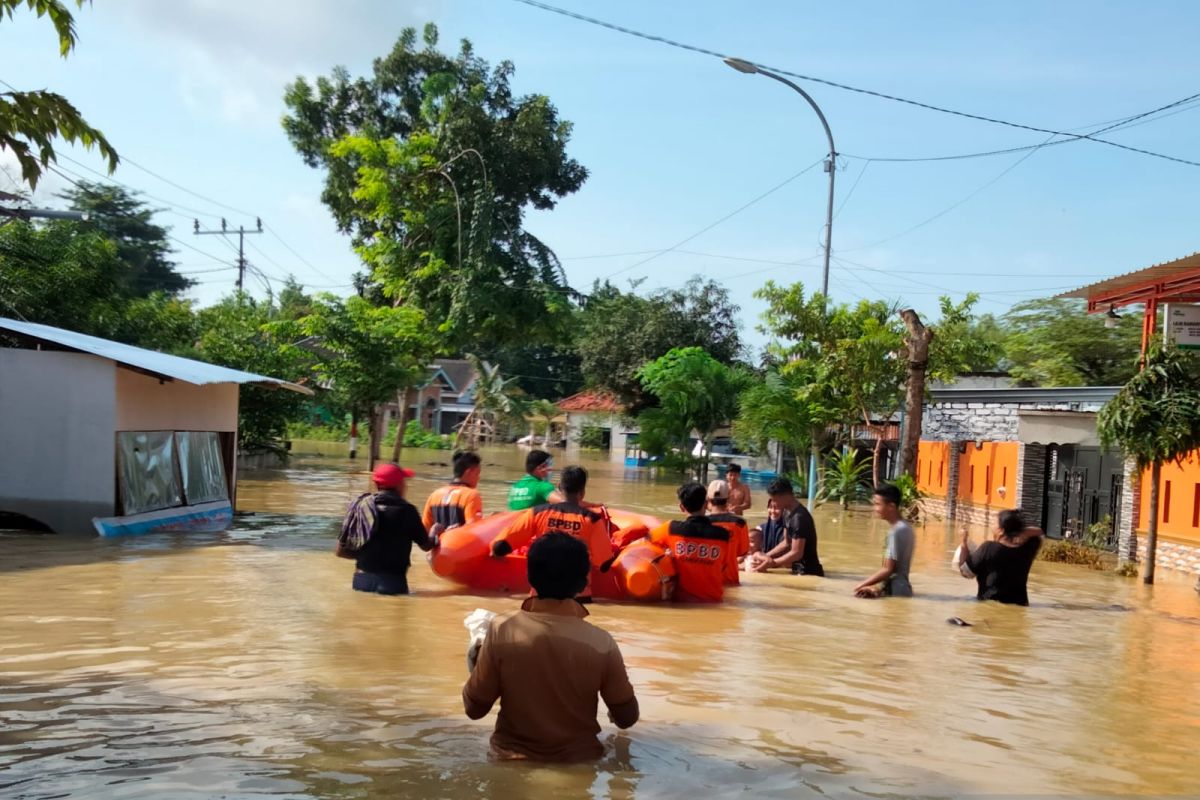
[1,446,1198,798]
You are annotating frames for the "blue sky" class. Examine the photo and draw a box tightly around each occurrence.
[3,0,1198,353]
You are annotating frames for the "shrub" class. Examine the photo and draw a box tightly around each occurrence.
[402,419,451,450]
[820,450,871,508]
[1039,539,1108,570]
[891,473,925,522]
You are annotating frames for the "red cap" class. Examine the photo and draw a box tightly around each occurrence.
[373,463,414,489]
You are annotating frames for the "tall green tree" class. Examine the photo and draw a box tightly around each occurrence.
[58,180,192,295]
[0,219,197,352]
[578,277,744,407]
[755,281,906,486]
[194,296,311,450]
[0,0,118,188]
[279,295,436,468]
[1003,298,1141,386]
[637,347,751,482]
[281,23,585,352]
[1097,341,1200,584]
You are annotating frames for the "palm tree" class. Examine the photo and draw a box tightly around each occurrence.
[527,399,562,447]
[1097,341,1200,584]
[454,355,529,450]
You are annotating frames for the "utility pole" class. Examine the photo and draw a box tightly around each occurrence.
[193,217,263,292]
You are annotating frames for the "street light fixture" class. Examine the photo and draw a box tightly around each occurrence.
[726,57,837,505]
[723,57,837,297]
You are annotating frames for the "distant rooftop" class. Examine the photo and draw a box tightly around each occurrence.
[558,389,625,413]
[0,318,312,394]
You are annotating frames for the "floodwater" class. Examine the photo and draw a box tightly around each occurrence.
[2,447,1198,799]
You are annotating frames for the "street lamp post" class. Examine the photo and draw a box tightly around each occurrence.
[725,57,837,505]
[724,57,836,296]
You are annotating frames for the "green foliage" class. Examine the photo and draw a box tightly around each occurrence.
[58,180,191,295]
[403,419,451,449]
[889,473,925,521]
[1003,298,1141,387]
[279,294,435,416]
[285,420,350,442]
[0,1,118,188]
[1097,341,1200,470]
[282,24,584,353]
[579,278,744,406]
[820,450,872,508]
[928,294,1003,379]
[194,296,311,448]
[578,425,608,450]
[636,346,751,480]
[1113,561,1140,578]
[733,370,813,457]
[0,220,198,352]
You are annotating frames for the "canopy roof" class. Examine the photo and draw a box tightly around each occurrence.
[0,318,312,394]
[1058,251,1200,310]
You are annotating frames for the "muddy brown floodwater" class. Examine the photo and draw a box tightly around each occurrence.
[2,446,1198,798]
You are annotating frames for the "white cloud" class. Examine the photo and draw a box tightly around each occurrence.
[0,148,72,204]
[110,0,445,127]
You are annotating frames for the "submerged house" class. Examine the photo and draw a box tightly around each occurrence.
[0,318,310,536]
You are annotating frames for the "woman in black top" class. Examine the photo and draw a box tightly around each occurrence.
[958,510,1044,606]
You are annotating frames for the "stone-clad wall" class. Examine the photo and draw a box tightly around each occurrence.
[923,403,1019,441]
[1138,539,1200,575]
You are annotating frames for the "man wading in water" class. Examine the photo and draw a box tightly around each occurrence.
[336,463,436,595]
[463,533,639,761]
[853,484,915,598]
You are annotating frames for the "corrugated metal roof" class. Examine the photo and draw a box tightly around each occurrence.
[930,386,1119,404]
[1058,251,1200,299]
[0,318,312,394]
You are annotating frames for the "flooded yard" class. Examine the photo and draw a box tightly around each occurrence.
[1,447,1197,798]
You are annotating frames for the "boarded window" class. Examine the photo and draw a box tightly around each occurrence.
[117,431,182,515]
[175,432,229,504]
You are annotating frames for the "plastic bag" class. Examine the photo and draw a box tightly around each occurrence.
[951,544,975,579]
[463,608,496,672]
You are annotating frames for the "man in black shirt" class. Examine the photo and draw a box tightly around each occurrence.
[337,463,436,595]
[958,510,1044,606]
[750,478,824,577]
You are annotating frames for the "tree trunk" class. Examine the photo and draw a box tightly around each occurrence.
[700,435,711,483]
[391,387,412,463]
[1145,460,1160,585]
[809,428,822,505]
[367,405,382,470]
[872,430,884,487]
[899,309,934,477]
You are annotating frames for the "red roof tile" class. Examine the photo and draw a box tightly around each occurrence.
[557,389,625,413]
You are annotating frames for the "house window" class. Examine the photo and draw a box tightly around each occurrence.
[1163,480,1172,523]
[1192,484,1200,528]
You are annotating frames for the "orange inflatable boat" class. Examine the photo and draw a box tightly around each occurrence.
[429,508,676,601]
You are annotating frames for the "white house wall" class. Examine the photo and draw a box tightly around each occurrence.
[0,350,117,534]
[115,370,238,432]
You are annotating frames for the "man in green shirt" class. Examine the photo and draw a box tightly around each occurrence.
[508,450,566,511]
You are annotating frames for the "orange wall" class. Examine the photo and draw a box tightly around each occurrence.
[916,440,950,498]
[956,442,1019,510]
[1138,451,1200,545]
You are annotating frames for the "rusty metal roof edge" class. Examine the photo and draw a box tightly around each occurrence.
[1057,250,1200,299]
[0,318,313,395]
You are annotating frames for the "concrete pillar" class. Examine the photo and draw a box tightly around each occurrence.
[946,440,963,520]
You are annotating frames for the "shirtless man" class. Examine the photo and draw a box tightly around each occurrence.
[726,464,752,516]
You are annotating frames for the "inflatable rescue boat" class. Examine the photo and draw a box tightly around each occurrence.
[429,508,677,601]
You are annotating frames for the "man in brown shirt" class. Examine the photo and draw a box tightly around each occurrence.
[462,533,639,761]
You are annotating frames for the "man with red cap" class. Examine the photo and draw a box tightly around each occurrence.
[336,463,436,595]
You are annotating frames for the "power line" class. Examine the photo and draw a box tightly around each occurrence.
[844,94,1200,164]
[600,158,824,281]
[511,0,1200,169]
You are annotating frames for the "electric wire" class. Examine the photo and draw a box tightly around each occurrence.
[510,0,1200,168]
